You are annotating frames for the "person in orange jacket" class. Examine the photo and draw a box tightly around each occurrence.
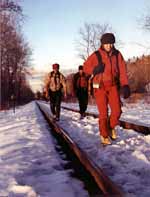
[83,33,130,145]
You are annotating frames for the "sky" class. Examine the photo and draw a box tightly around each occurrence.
[0,100,150,196]
[20,0,150,71]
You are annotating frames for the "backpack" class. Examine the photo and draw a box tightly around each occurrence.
[48,71,63,92]
[50,71,61,79]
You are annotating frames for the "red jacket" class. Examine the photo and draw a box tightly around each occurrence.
[73,72,88,89]
[83,47,128,87]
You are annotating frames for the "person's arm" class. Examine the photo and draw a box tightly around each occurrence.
[118,52,128,86]
[61,74,67,98]
[45,81,50,98]
[118,52,130,99]
[83,52,98,76]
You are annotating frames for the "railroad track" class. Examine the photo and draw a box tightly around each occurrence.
[37,101,123,196]
[61,106,150,135]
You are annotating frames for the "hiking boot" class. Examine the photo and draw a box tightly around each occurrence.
[100,136,112,145]
[82,112,86,117]
[110,129,117,140]
[80,115,84,120]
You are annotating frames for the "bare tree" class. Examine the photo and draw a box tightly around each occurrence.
[141,9,150,32]
[0,0,33,109]
[0,0,22,12]
[137,3,150,32]
[76,22,113,61]
[143,15,150,31]
[0,0,24,25]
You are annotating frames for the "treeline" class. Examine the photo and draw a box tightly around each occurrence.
[127,55,150,93]
[0,0,34,110]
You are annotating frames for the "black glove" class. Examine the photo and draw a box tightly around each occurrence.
[93,64,105,76]
[122,85,130,99]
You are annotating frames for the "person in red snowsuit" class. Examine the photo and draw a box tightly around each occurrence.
[83,33,130,145]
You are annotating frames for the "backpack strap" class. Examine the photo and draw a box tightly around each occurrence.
[113,50,120,88]
[114,50,120,75]
[95,50,120,73]
[50,71,61,78]
[50,71,54,78]
[95,50,102,64]
[92,50,105,76]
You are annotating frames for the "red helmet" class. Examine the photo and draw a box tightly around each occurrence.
[52,63,59,69]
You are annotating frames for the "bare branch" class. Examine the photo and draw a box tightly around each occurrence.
[75,22,113,61]
[0,0,22,13]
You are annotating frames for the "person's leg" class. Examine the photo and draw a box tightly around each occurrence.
[94,88,109,138]
[78,98,83,115]
[79,89,88,117]
[108,86,121,129]
[82,90,88,116]
[55,91,62,120]
[77,90,83,116]
[49,91,56,116]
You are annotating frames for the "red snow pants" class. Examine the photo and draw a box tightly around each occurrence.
[94,85,121,138]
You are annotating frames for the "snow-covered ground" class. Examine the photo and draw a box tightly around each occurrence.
[62,101,150,127]
[59,103,150,196]
[0,103,88,197]
[0,100,150,196]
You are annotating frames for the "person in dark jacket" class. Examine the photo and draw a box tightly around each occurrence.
[73,65,89,119]
[46,63,67,121]
[83,33,130,145]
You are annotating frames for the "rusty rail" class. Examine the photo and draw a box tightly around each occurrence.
[37,102,123,196]
[61,106,150,135]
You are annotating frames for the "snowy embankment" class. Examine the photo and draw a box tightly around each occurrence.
[62,101,150,127]
[0,102,88,197]
[59,101,150,196]
[0,100,150,196]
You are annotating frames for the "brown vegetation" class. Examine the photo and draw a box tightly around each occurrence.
[127,55,150,93]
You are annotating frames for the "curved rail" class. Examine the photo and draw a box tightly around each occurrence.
[37,102,123,196]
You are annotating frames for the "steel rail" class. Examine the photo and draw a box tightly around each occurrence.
[37,102,123,196]
[61,106,150,135]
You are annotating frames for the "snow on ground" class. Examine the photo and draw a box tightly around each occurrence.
[0,102,88,197]
[58,101,150,197]
[0,100,150,196]
[121,101,150,126]
[62,100,150,127]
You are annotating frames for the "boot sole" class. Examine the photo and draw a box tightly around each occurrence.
[101,143,112,146]
[110,136,117,140]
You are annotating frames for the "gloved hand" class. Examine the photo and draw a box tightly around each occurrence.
[122,85,130,99]
[93,64,105,76]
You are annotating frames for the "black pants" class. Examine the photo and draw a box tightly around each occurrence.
[76,88,88,115]
[49,90,62,118]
